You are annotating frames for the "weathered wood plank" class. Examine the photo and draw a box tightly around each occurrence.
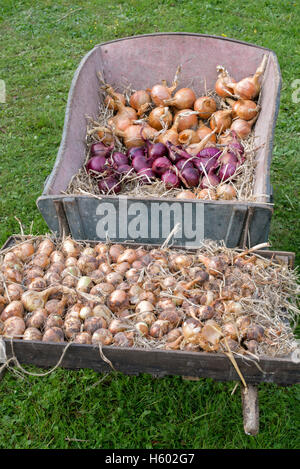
[3,339,300,386]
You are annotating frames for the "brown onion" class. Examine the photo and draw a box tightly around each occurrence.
[136,311,156,326]
[43,327,64,343]
[21,286,60,312]
[174,108,198,132]
[74,332,92,344]
[108,319,128,335]
[5,284,24,301]
[45,296,68,316]
[45,313,64,330]
[50,250,65,264]
[114,331,134,347]
[178,129,200,145]
[150,320,169,338]
[84,316,107,335]
[229,98,259,121]
[107,290,129,313]
[215,67,236,98]
[117,249,137,264]
[109,244,124,263]
[0,301,24,322]
[13,242,35,261]
[28,277,47,291]
[92,328,113,345]
[135,321,149,336]
[194,96,217,119]
[23,327,42,341]
[230,116,257,139]
[37,239,55,257]
[62,239,80,258]
[26,309,47,329]
[148,106,173,130]
[164,87,196,109]
[64,317,82,339]
[216,184,237,200]
[210,110,232,133]
[227,56,267,100]
[104,92,126,111]
[149,83,174,106]
[3,316,26,338]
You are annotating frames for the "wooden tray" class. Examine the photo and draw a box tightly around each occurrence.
[36,33,281,248]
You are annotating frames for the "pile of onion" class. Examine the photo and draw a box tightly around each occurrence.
[0,236,290,359]
[83,59,266,198]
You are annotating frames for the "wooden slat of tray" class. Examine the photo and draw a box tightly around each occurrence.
[3,339,299,385]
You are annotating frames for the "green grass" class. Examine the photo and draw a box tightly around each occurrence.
[0,0,299,450]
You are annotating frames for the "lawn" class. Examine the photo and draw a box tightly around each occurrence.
[0,0,299,450]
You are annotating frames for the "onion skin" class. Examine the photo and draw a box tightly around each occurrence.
[150,84,173,106]
[84,317,107,335]
[194,97,217,119]
[161,170,180,188]
[104,93,125,111]
[113,332,134,347]
[23,327,43,341]
[152,157,172,176]
[210,110,232,133]
[129,90,151,115]
[230,118,256,139]
[43,327,65,343]
[3,316,26,338]
[164,88,196,110]
[148,106,173,130]
[215,68,236,98]
[64,317,82,339]
[92,328,113,345]
[174,109,198,132]
[178,129,200,145]
[176,190,196,200]
[74,332,92,344]
[0,301,24,322]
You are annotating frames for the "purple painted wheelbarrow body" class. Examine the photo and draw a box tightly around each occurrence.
[37,33,281,247]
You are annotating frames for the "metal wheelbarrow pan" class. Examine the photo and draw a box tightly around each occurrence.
[37,33,281,248]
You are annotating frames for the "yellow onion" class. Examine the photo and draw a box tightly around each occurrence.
[43,327,64,343]
[148,106,173,130]
[23,327,43,341]
[92,328,113,345]
[194,96,217,119]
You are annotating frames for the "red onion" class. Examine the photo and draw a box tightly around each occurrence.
[197,147,221,159]
[176,159,194,171]
[138,168,156,183]
[147,142,168,160]
[219,163,238,181]
[86,156,108,175]
[98,176,121,194]
[116,164,133,175]
[127,146,147,160]
[161,170,180,188]
[166,141,191,162]
[91,142,113,158]
[228,131,245,158]
[111,152,128,168]
[193,157,218,175]
[219,151,238,166]
[132,154,152,172]
[200,169,220,189]
[180,166,200,188]
[152,157,172,176]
